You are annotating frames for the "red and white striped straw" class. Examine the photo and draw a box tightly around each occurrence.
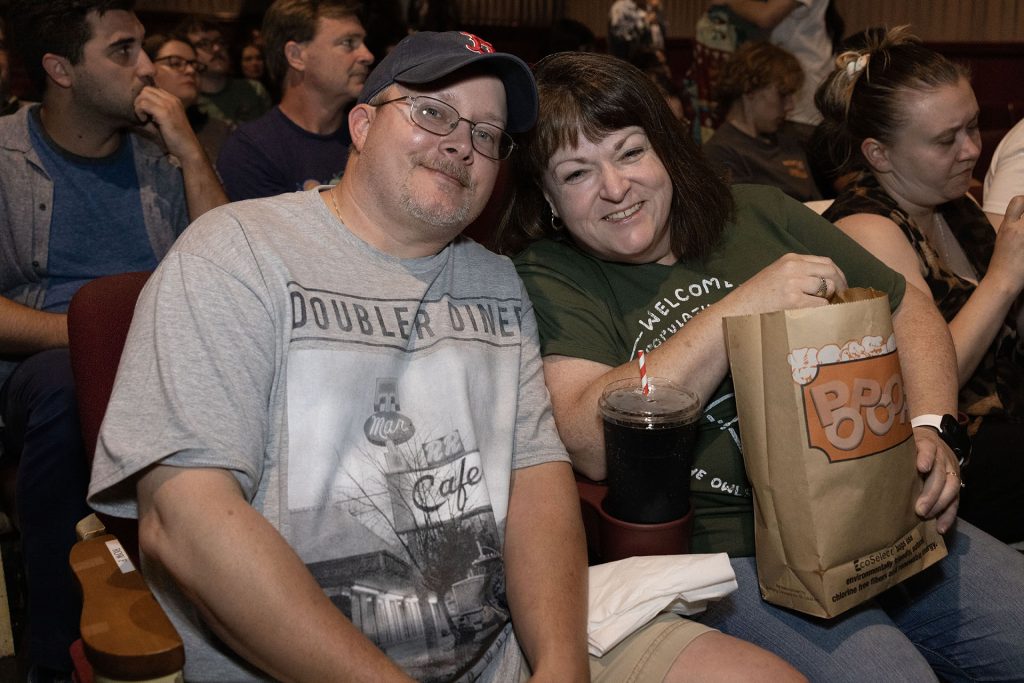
[637,349,650,396]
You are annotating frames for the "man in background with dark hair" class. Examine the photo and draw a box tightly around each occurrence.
[0,2,224,679]
[216,0,373,201]
[179,15,272,126]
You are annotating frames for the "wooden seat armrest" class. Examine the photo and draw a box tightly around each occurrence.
[71,514,185,681]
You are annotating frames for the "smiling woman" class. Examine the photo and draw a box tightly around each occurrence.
[543,125,675,264]
[497,49,1024,681]
[819,26,1024,546]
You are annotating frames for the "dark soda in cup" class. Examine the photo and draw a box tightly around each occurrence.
[599,378,700,524]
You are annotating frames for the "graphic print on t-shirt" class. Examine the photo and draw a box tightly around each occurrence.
[285,280,524,682]
[624,274,752,503]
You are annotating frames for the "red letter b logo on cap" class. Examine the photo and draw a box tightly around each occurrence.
[460,32,494,54]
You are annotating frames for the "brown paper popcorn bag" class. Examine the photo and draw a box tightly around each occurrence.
[724,289,947,618]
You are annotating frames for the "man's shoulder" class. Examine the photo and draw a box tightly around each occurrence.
[174,192,310,250]
[221,108,286,153]
[222,78,270,105]
[222,77,258,95]
[778,121,815,145]
[0,104,34,151]
[241,78,269,98]
[205,190,310,223]
[703,123,749,155]
[452,236,519,277]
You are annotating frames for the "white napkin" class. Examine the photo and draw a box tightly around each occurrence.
[587,553,737,656]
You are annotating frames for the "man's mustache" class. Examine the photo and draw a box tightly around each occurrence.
[424,158,471,187]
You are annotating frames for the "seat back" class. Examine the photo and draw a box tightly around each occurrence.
[67,271,151,559]
[66,273,186,681]
[67,271,151,465]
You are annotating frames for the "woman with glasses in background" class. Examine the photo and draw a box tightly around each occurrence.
[143,33,232,163]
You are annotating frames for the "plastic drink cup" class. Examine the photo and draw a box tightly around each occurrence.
[599,377,701,524]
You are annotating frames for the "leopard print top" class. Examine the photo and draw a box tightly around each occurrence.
[825,172,1024,420]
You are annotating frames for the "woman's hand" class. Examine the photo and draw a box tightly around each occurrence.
[722,253,849,317]
[911,427,960,534]
[986,195,1024,295]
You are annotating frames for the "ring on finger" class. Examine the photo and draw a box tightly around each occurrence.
[814,277,828,298]
[945,470,966,488]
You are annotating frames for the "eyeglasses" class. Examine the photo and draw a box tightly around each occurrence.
[153,55,206,73]
[379,96,515,161]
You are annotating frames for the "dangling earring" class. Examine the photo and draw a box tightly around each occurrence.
[550,210,564,231]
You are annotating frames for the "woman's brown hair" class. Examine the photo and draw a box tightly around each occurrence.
[497,51,733,261]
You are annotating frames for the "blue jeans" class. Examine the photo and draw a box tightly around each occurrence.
[697,520,1024,681]
[0,349,90,672]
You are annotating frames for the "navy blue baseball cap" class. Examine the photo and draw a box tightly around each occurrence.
[358,31,538,133]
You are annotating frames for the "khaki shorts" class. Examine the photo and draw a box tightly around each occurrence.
[589,612,716,682]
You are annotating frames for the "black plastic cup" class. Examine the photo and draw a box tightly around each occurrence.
[599,378,701,525]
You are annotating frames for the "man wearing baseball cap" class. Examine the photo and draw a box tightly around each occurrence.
[87,30,585,681]
[88,27,802,682]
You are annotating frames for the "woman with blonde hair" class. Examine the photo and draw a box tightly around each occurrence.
[819,27,1024,545]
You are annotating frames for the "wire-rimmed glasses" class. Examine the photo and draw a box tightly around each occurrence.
[379,95,515,161]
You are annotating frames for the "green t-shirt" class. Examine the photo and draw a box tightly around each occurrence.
[515,184,906,557]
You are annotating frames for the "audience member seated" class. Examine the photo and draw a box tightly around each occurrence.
[0,17,24,117]
[703,41,822,202]
[142,33,233,163]
[86,31,803,683]
[983,117,1024,229]
[216,0,373,201]
[0,1,227,680]
[608,0,658,61]
[820,28,1024,546]
[238,41,265,82]
[711,0,840,125]
[236,39,275,101]
[500,50,1024,680]
[178,16,272,126]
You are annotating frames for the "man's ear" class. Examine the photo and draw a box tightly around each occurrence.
[41,53,73,89]
[348,103,376,151]
[283,40,305,72]
[861,137,892,173]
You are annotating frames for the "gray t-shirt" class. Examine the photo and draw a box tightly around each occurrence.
[89,189,569,682]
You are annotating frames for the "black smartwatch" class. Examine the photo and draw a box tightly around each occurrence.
[911,413,971,468]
